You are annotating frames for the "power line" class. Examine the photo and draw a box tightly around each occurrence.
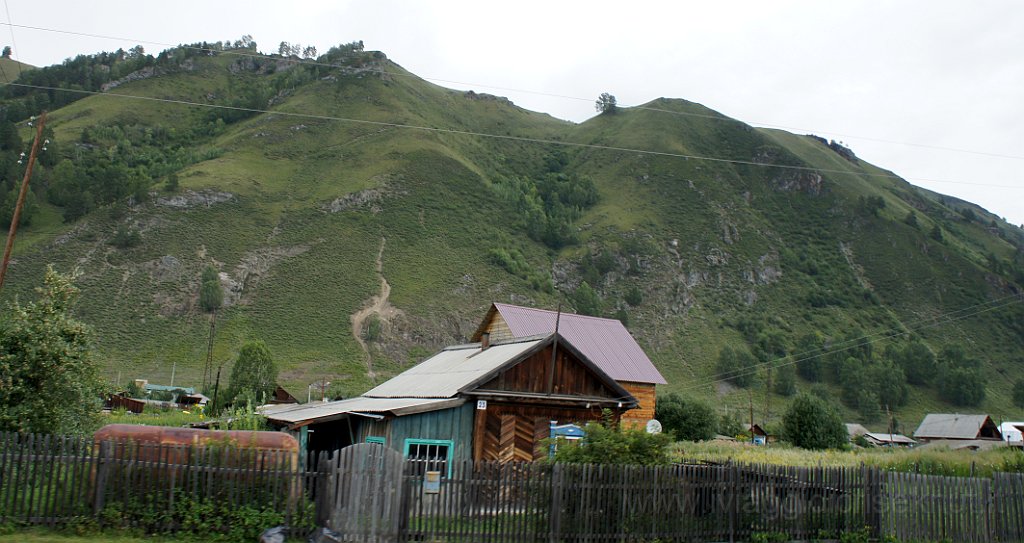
[5,21,1024,163]
[4,81,1022,193]
[700,293,1021,385]
[677,294,1023,394]
[697,293,1022,385]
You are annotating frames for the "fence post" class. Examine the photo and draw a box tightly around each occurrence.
[862,464,881,539]
[728,464,738,543]
[549,462,562,543]
[314,452,332,528]
[92,441,113,516]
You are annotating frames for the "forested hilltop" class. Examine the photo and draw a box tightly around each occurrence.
[2,38,1022,431]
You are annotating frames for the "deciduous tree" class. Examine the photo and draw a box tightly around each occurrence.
[199,265,223,313]
[0,267,104,434]
[595,92,617,114]
[655,393,716,441]
[782,393,846,450]
[225,340,278,405]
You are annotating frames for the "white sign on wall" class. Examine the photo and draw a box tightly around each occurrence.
[476,400,487,410]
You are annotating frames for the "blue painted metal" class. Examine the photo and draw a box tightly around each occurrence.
[549,420,586,458]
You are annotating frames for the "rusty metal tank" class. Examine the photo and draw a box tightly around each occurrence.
[94,424,299,451]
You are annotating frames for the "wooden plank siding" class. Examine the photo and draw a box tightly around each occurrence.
[480,312,515,342]
[619,381,656,427]
[476,344,621,399]
[355,404,476,465]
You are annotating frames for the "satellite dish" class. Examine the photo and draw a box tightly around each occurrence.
[646,419,663,434]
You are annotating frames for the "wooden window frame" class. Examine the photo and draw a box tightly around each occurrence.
[403,438,454,477]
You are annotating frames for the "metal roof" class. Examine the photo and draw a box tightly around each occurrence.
[913,413,1000,440]
[863,432,917,445]
[260,397,464,426]
[478,303,667,385]
[363,337,545,398]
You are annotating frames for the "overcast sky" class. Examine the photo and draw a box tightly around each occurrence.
[5,1,1024,226]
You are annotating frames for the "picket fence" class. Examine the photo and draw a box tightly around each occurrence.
[2,431,1024,542]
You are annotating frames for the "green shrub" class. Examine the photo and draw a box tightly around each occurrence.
[624,286,643,307]
[655,393,716,441]
[109,226,142,249]
[717,345,758,388]
[772,362,797,397]
[551,414,672,466]
[782,393,846,450]
[364,314,382,342]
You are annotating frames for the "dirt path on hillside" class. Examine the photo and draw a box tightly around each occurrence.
[350,237,399,383]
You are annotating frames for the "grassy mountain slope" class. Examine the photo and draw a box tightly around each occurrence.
[0,57,32,82]
[1,45,1021,431]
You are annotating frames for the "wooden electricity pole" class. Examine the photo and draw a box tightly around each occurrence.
[0,112,46,291]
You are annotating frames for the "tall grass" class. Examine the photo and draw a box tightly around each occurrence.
[674,440,1024,477]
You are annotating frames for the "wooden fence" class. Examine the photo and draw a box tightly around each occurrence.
[0,432,316,534]
[3,431,1024,542]
[395,461,878,542]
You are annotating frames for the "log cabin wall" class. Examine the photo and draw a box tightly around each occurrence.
[619,381,657,428]
[473,402,614,462]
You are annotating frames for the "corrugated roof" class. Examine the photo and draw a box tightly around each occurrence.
[483,303,666,385]
[363,337,545,398]
[913,414,996,439]
[260,397,463,425]
[864,432,917,445]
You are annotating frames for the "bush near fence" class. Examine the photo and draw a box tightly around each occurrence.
[0,432,316,542]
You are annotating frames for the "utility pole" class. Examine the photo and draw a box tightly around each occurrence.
[546,304,562,395]
[203,309,217,391]
[0,112,46,291]
[749,389,755,445]
[764,363,772,425]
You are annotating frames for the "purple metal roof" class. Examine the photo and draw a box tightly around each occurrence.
[492,303,667,385]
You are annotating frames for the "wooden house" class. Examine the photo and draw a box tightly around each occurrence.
[862,432,917,447]
[999,422,1024,447]
[471,303,665,427]
[913,414,1003,450]
[262,333,637,467]
[270,385,300,405]
[746,424,770,445]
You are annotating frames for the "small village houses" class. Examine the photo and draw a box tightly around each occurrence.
[262,331,639,466]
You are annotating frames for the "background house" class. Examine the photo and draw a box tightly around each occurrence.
[262,333,637,467]
[862,432,917,448]
[999,422,1024,446]
[471,303,665,427]
[913,414,1004,450]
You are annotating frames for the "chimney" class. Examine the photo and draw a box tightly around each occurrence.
[481,332,490,350]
